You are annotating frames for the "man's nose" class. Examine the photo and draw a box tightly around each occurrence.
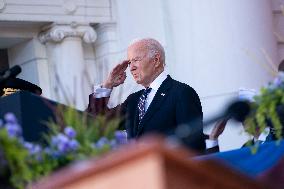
[129,62,136,71]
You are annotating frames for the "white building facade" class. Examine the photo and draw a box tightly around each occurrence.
[0,0,283,151]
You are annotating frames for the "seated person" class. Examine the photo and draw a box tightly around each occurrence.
[206,60,284,153]
[205,88,272,153]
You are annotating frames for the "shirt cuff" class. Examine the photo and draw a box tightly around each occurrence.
[93,85,112,98]
[205,139,218,149]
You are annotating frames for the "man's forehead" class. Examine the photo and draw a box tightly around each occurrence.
[128,44,147,57]
[128,42,146,51]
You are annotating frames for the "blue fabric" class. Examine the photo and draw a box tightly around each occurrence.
[201,140,284,177]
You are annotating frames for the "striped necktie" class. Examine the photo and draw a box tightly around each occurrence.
[138,87,152,123]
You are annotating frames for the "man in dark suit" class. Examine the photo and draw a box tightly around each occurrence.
[87,38,205,152]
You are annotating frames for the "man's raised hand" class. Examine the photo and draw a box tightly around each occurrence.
[209,119,227,140]
[102,60,129,89]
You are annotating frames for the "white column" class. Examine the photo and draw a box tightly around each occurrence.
[8,38,51,98]
[163,0,278,150]
[190,0,278,150]
[39,23,97,110]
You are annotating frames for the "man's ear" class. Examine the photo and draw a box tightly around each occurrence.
[154,53,161,68]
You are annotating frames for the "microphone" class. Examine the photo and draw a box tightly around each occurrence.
[0,65,22,84]
[224,100,251,122]
[203,100,251,127]
[171,100,251,151]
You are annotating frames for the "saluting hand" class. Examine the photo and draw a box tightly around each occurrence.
[102,60,129,89]
[209,119,227,140]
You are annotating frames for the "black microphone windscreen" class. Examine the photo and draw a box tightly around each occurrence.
[10,65,21,75]
[225,100,250,122]
[4,65,22,78]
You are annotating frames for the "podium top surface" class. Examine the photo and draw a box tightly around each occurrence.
[33,136,265,189]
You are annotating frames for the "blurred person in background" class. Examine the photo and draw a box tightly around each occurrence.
[206,60,284,153]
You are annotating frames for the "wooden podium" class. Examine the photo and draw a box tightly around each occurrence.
[32,137,265,189]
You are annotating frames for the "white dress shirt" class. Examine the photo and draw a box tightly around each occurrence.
[145,71,167,111]
[205,139,219,149]
[93,71,168,111]
[255,127,270,143]
[93,86,112,98]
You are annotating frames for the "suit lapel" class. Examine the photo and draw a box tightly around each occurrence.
[136,76,173,136]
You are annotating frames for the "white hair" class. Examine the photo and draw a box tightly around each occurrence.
[128,38,166,65]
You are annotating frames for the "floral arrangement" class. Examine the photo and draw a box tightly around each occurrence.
[0,107,126,189]
[245,72,284,142]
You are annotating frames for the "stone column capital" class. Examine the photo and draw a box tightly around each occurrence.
[38,23,97,44]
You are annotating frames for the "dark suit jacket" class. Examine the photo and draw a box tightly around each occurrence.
[87,76,205,151]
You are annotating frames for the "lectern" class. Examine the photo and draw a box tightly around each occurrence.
[0,91,59,141]
[33,137,266,189]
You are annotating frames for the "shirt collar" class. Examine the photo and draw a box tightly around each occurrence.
[149,71,167,91]
[257,127,270,142]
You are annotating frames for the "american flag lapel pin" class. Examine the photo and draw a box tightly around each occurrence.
[161,93,165,96]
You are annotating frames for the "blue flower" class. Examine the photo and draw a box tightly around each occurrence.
[31,145,42,155]
[54,134,69,153]
[4,113,17,124]
[64,127,76,139]
[57,133,69,143]
[51,133,79,153]
[23,142,42,161]
[95,137,109,149]
[114,131,127,145]
[273,77,282,87]
[58,141,69,153]
[23,142,33,151]
[5,122,22,138]
[0,119,3,128]
[23,142,41,154]
[68,139,79,150]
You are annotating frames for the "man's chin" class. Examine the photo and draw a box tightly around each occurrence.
[132,76,141,84]
[132,75,145,85]
[135,80,141,84]
[135,80,148,87]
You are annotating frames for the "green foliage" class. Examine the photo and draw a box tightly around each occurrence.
[0,105,122,189]
[0,129,30,189]
[244,73,284,148]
